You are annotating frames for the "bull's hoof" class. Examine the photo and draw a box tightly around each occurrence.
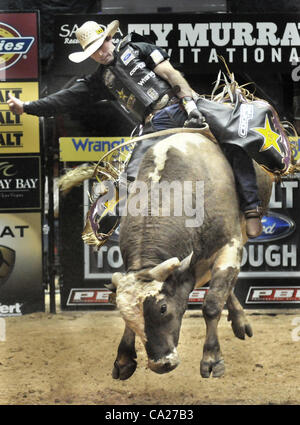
[112,359,137,380]
[231,321,253,340]
[200,359,225,378]
[230,316,253,340]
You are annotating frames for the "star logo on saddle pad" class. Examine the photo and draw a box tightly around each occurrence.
[251,115,282,155]
[117,88,128,101]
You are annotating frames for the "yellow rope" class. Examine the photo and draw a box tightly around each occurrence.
[92,125,213,174]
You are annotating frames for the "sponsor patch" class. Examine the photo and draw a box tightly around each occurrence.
[129,61,146,76]
[121,48,135,65]
[150,49,165,65]
[238,103,253,138]
[147,88,159,101]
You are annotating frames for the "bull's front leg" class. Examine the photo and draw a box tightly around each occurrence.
[112,324,137,380]
[201,242,241,378]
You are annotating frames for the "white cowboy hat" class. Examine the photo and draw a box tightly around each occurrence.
[68,20,119,63]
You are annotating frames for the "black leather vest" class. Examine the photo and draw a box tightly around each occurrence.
[102,36,173,122]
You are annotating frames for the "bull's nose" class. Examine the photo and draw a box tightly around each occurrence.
[150,360,178,374]
[148,349,180,374]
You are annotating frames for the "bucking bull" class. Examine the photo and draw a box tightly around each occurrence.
[59,71,299,379]
[60,126,276,380]
[107,130,272,380]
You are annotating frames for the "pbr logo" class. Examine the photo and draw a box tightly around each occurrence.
[0,22,34,71]
[246,287,300,303]
[67,288,114,306]
[188,288,208,303]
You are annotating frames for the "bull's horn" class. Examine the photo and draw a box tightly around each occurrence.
[111,272,123,288]
[178,252,194,273]
[150,257,180,282]
[104,282,116,293]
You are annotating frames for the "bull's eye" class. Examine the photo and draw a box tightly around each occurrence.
[160,304,167,315]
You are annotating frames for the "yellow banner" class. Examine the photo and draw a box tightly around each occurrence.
[59,136,133,162]
[0,82,40,153]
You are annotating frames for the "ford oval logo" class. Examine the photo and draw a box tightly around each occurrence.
[249,212,296,242]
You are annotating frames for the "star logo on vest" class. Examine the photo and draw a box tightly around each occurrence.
[117,88,128,101]
[251,115,282,155]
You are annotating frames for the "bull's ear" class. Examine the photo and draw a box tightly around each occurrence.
[178,252,193,274]
[110,272,123,290]
[150,257,180,282]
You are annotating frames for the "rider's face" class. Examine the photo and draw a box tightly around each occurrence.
[91,38,115,65]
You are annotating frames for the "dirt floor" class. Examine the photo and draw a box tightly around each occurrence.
[0,305,300,405]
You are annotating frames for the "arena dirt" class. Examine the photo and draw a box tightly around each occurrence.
[0,308,299,405]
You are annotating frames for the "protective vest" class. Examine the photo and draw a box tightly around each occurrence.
[102,36,174,122]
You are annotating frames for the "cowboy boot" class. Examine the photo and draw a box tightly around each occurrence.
[244,207,263,239]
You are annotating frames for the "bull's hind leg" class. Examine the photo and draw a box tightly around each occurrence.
[112,324,137,380]
[227,291,253,340]
[201,239,242,378]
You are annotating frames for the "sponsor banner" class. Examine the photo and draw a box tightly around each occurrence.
[0,82,40,153]
[67,288,114,306]
[0,12,38,80]
[66,287,209,306]
[246,286,300,304]
[59,136,132,162]
[0,212,44,316]
[188,286,300,306]
[54,13,300,76]
[67,283,300,308]
[0,301,22,316]
[239,178,300,279]
[0,156,41,210]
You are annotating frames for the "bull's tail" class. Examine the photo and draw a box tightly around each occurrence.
[58,162,121,195]
[58,165,97,195]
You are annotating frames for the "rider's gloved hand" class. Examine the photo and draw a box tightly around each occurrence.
[7,92,24,115]
[181,96,205,128]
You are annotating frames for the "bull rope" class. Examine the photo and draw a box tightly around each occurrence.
[92,125,214,175]
[58,126,214,194]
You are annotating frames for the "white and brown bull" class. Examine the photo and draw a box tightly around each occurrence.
[108,131,273,380]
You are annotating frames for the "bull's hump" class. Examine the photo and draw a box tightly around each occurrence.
[148,133,208,183]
